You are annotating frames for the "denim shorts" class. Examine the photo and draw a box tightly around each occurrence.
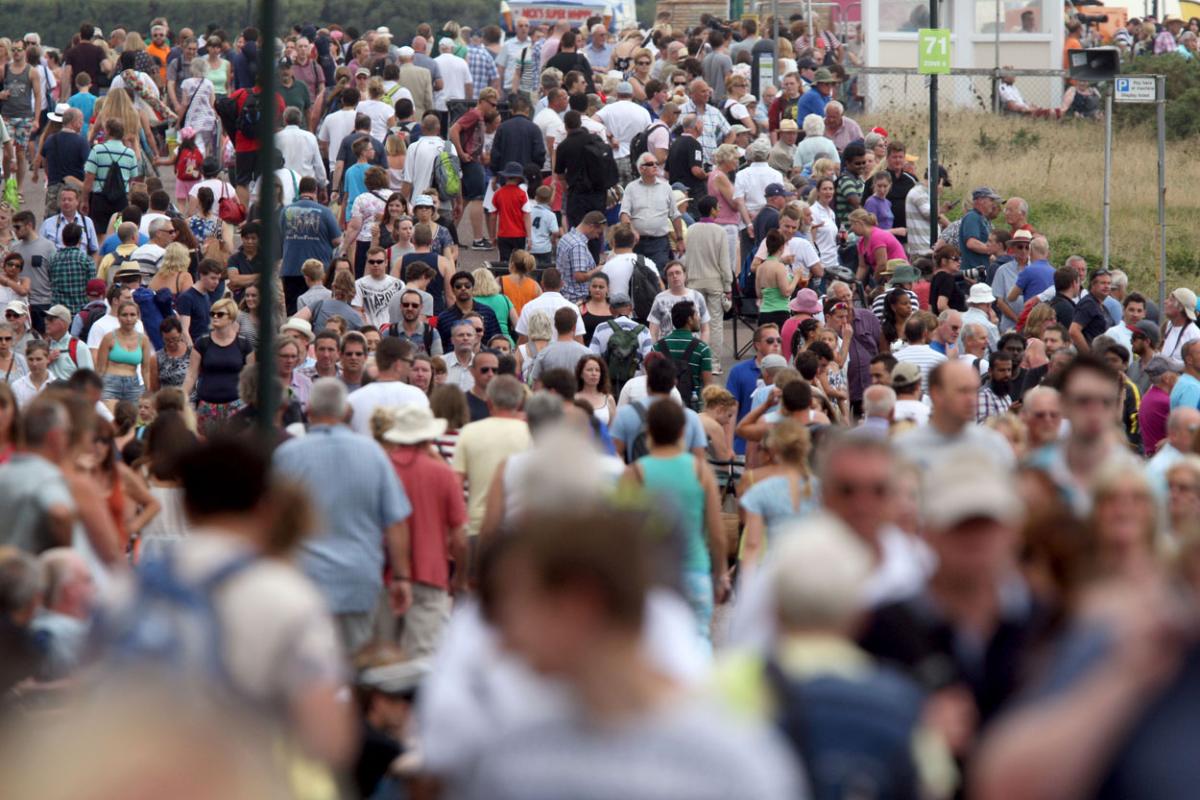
[102,373,142,402]
[682,570,715,651]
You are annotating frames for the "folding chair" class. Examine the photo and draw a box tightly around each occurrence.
[730,281,760,360]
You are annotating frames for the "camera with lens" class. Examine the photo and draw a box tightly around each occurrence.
[1076,13,1109,25]
[961,266,989,283]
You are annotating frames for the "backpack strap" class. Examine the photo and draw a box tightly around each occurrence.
[423,324,434,353]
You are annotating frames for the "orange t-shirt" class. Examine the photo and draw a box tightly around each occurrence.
[501,274,542,316]
[1063,36,1082,69]
[146,42,170,83]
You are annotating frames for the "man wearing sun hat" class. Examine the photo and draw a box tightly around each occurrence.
[961,283,1000,351]
[381,404,468,657]
[796,67,837,121]
[39,106,88,218]
[768,118,799,173]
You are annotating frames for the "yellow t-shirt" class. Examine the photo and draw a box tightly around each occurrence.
[452,415,531,534]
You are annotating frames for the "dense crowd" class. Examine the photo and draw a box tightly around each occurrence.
[2,8,1200,800]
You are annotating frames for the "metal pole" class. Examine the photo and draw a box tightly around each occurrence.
[254,0,280,435]
[772,0,779,81]
[929,0,939,241]
[1157,73,1167,312]
[1102,85,1112,270]
[993,0,1001,113]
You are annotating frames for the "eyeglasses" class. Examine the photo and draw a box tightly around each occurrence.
[639,162,657,168]
[367,259,386,264]
[452,283,472,290]
[0,336,12,342]
[476,365,498,374]
[636,59,651,65]
[4,311,20,318]
[401,302,421,309]
[762,336,782,344]
[472,327,484,335]
[211,311,229,319]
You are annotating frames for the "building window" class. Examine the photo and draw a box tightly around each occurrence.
[976,0,1048,34]
[880,1,956,34]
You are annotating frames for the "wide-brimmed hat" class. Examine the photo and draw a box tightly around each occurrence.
[382,405,448,445]
[778,119,799,132]
[813,67,836,84]
[888,264,922,285]
[280,317,315,342]
[47,102,70,122]
[968,283,996,304]
[500,161,525,178]
[789,288,821,315]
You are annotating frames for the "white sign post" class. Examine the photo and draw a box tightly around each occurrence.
[1114,76,1157,103]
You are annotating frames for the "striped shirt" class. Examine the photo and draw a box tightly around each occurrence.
[976,384,1012,422]
[894,343,947,397]
[834,170,864,230]
[84,140,138,192]
[655,329,712,408]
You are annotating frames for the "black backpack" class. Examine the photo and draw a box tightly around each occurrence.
[582,132,620,194]
[99,147,128,205]
[77,303,108,341]
[628,122,667,172]
[656,337,700,410]
[629,255,660,324]
[235,91,261,140]
[628,402,652,463]
[388,321,435,356]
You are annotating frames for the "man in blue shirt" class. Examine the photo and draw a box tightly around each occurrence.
[1010,234,1055,304]
[39,107,89,217]
[796,67,837,120]
[1170,340,1200,410]
[273,378,412,654]
[610,354,708,463]
[958,186,1001,275]
[280,176,341,314]
[726,324,783,455]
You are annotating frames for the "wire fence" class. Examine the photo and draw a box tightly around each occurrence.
[845,67,1067,115]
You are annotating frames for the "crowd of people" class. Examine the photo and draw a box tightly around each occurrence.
[2,8,1200,800]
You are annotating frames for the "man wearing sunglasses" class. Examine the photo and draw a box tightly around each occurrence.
[991,228,1032,334]
[434,270,500,352]
[725,323,781,455]
[387,289,442,358]
[466,349,500,421]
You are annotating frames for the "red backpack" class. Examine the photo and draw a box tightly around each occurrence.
[175,145,204,182]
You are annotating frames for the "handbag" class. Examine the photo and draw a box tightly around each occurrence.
[217,180,246,225]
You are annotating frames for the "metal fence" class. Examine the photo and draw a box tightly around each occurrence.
[845,66,1066,115]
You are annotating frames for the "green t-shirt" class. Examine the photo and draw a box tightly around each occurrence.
[279,80,311,114]
[655,329,712,408]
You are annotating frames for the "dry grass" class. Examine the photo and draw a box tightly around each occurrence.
[868,110,1200,297]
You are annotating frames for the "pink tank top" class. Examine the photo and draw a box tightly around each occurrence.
[707,171,740,225]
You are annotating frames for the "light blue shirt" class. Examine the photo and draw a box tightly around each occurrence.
[610,396,707,463]
[528,203,558,254]
[273,424,411,613]
[1170,373,1200,410]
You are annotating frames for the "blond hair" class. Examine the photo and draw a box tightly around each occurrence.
[210,297,238,319]
[471,267,500,297]
[159,242,190,276]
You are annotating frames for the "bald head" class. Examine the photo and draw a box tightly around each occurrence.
[1168,407,1200,452]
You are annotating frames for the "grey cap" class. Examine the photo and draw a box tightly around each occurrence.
[1134,319,1161,346]
[761,354,789,370]
[972,186,1002,201]
[1144,355,1184,379]
[616,80,634,96]
[610,292,632,308]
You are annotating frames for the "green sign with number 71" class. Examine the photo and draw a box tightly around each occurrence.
[918,28,951,74]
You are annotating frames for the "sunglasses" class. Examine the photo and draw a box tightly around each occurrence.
[401,302,421,309]
[452,283,472,290]
[829,480,890,498]
[762,336,782,344]
[476,365,498,374]
[0,336,11,342]
[636,59,651,65]
[4,311,20,318]
[211,311,229,319]
[367,259,386,264]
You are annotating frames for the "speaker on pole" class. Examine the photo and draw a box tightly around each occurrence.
[1067,48,1119,82]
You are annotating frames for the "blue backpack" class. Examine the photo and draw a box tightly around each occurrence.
[765,658,924,800]
[133,286,174,350]
[93,550,258,695]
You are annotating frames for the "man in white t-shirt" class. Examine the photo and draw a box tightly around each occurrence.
[513,267,585,339]
[346,338,430,436]
[434,39,473,112]
[400,116,457,206]
[750,210,820,278]
[352,245,404,328]
[532,89,568,171]
[598,225,640,299]
[595,82,651,182]
[317,90,361,165]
